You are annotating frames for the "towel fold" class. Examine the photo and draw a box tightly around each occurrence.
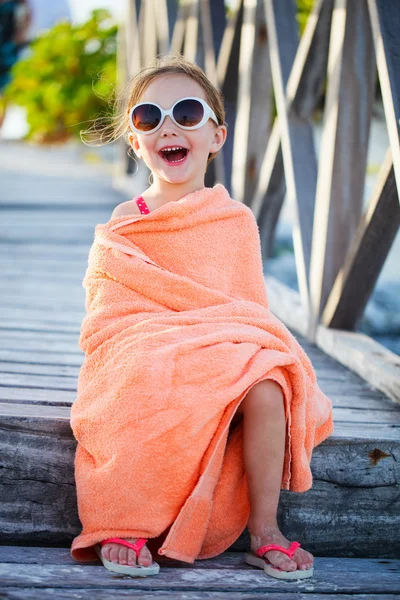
[70,183,334,564]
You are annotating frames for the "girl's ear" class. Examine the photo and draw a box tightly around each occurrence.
[129,133,141,158]
[210,125,227,154]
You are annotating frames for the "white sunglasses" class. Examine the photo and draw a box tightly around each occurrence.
[128,96,219,135]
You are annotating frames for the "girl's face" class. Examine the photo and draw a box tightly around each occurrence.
[128,74,227,187]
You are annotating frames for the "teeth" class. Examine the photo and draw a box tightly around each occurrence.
[161,146,185,152]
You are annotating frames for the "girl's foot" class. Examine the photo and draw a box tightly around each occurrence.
[248,521,314,572]
[100,538,153,567]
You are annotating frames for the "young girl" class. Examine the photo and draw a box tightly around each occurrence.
[71,53,334,581]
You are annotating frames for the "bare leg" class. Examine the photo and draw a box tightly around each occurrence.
[240,379,314,572]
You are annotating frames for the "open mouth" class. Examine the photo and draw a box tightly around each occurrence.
[159,146,189,164]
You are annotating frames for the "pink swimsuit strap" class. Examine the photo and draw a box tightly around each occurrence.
[135,195,151,214]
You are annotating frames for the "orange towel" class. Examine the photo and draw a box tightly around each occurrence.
[70,183,334,564]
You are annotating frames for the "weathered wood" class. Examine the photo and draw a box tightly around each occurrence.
[290,0,334,118]
[0,548,399,600]
[0,555,399,594]
[2,546,399,573]
[183,0,199,63]
[153,0,170,56]
[322,148,400,330]
[230,0,272,206]
[1,591,399,600]
[264,0,318,316]
[265,275,400,403]
[308,0,377,341]
[218,0,243,196]
[198,0,226,187]
[230,0,257,204]
[368,0,400,199]
[0,395,399,555]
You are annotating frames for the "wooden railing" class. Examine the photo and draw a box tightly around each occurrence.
[116,0,400,402]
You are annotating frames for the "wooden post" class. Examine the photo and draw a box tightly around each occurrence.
[308,0,376,341]
[368,0,400,203]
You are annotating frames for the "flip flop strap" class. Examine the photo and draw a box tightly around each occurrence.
[100,537,147,554]
[256,541,301,559]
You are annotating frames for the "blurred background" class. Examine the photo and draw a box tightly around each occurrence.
[0,0,398,355]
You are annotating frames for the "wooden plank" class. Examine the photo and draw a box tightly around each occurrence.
[183,0,199,63]
[0,308,83,325]
[265,274,400,403]
[170,2,186,54]
[230,0,257,204]
[0,335,81,353]
[289,0,334,118]
[263,0,319,318]
[316,327,400,404]
[322,148,400,330]
[0,321,81,333]
[0,362,80,378]
[0,402,71,419]
[1,591,399,600]
[0,557,400,591]
[125,0,141,78]
[253,0,332,260]
[368,0,400,199]
[308,0,377,342]
[0,351,83,366]
[0,387,76,405]
[1,546,399,573]
[200,0,226,187]
[153,0,170,55]
[217,0,243,195]
[229,0,272,205]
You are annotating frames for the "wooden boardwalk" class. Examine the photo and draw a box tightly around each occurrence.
[1,140,400,597]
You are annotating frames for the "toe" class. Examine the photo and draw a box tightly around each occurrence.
[127,548,137,566]
[118,546,128,565]
[109,546,120,564]
[293,548,314,571]
[137,546,153,566]
[265,550,297,572]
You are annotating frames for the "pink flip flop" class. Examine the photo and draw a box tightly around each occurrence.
[245,541,314,580]
[95,537,160,577]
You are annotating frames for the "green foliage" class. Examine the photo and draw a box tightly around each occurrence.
[296,0,315,36]
[4,9,117,142]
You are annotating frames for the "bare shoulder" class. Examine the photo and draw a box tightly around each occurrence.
[111,199,141,219]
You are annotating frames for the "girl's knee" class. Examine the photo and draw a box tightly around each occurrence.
[243,379,284,408]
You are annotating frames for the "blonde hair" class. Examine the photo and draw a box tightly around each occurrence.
[81,53,227,169]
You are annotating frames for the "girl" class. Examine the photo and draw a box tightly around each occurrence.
[71,53,334,581]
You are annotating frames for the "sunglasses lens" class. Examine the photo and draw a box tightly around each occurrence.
[131,104,161,131]
[173,99,204,127]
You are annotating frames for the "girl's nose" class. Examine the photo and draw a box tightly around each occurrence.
[159,115,178,134]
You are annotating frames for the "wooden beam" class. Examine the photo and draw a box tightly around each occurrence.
[218,0,244,195]
[265,274,400,404]
[308,0,376,341]
[252,0,333,258]
[231,0,257,204]
[199,0,226,187]
[322,148,400,330]
[142,0,157,67]
[126,0,141,77]
[368,0,400,203]
[170,2,186,54]
[263,0,317,325]
[183,0,199,62]
[153,0,170,55]
[243,0,272,205]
